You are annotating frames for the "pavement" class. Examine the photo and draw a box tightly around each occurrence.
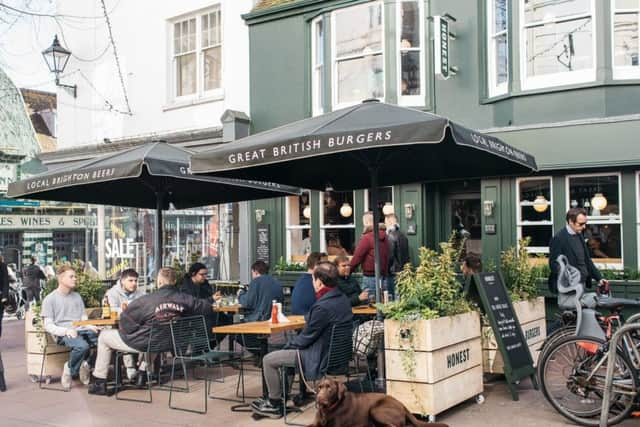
[0,317,637,427]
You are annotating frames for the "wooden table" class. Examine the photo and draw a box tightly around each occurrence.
[213,304,242,313]
[212,315,306,335]
[352,305,377,316]
[72,318,118,327]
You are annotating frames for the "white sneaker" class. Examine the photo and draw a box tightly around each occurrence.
[126,368,138,381]
[61,362,72,389]
[79,360,91,386]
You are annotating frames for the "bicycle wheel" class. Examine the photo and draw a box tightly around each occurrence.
[540,335,637,426]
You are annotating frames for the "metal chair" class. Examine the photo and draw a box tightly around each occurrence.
[279,321,354,426]
[114,319,177,403]
[38,342,70,392]
[168,315,246,414]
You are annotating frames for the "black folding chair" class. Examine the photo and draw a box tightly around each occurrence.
[168,315,245,414]
[279,321,353,426]
[114,319,177,403]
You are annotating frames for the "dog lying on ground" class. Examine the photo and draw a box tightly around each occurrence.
[307,378,449,427]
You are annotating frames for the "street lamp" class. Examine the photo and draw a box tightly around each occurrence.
[42,35,77,98]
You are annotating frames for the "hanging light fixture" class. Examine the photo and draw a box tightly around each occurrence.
[533,195,549,213]
[591,193,607,211]
[339,202,352,218]
[302,205,311,219]
[382,202,394,216]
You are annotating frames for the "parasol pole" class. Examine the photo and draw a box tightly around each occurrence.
[154,191,165,286]
[370,167,386,391]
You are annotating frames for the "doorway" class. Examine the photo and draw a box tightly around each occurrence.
[447,194,482,257]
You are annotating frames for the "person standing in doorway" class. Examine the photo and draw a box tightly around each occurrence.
[23,256,46,311]
[384,213,410,298]
[350,211,389,296]
[548,208,609,295]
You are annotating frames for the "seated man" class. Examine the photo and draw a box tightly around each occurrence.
[41,265,98,390]
[252,261,353,418]
[238,260,283,322]
[335,255,368,307]
[88,267,215,395]
[290,252,326,315]
[180,262,230,344]
[106,268,145,310]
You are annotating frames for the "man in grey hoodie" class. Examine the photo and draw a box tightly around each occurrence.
[105,269,145,310]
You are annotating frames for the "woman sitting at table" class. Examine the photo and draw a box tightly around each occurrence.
[251,261,353,419]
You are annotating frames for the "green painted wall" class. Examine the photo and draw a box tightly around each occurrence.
[245,0,640,270]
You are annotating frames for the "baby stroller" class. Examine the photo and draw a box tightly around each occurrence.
[4,280,27,320]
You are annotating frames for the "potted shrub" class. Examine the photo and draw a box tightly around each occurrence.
[272,256,306,289]
[380,241,483,418]
[482,238,546,374]
[26,261,106,382]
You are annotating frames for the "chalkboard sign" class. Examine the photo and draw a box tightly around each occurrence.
[255,224,270,264]
[466,272,538,400]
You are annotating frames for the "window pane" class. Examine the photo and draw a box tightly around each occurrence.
[494,0,507,33]
[315,20,324,65]
[323,191,354,226]
[204,46,221,91]
[519,178,552,221]
[494,34,508,84]
[335,3,383,58]
[174,23,181,53]
[614,13,639,66]
[325,229,355,255]
[521,225,553,248]
[287,193,311,227]
[400,51,421,95]
[524,0,591,24]
[400,1,420,48]
[585,224,622,261]
[568,175,620,217]
[202,14,209,46]
[526,17,593,77]
[188,18,196,51]
[615,0,640,10]
[176,53,196,96]
[337,54,384,104]
[367,186,393,221]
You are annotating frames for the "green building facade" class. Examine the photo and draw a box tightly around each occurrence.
[243,0,640,273]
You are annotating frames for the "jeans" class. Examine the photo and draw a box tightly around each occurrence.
[362,276,387,300]
[57,330,98,376]
[25,287,40,312]
[262,349,298,400]
[386,275,396,299]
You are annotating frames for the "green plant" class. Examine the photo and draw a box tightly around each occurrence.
[274,256,306,273]
[499,238,540,301]
[381,239,473,321]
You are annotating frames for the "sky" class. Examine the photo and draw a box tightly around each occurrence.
[0,0,66,92]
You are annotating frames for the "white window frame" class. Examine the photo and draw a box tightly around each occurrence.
[612,0,640,80]
[319,190,356,254]
[565,172,623,269]
[311,16,324,116]
[516,176,554,254]
[396,0,426,106]
[364,187,395,215]
[487,0,509,97]
[520,0,596,91]
[169,5,224,103]
[331,1,385,110]
[285,191,312,262]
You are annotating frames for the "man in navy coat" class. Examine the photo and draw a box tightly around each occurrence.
[251,261,352,418]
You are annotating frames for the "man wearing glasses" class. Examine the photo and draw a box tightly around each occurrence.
[548,207,609,295]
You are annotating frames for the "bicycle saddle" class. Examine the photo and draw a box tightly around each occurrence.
[594,296,640,310]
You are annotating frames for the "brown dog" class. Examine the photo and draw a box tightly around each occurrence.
[307,378,449,427]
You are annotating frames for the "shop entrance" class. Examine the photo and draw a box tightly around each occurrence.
[447,192,482,257]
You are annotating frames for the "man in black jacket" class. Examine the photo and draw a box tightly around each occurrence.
[88,267,214,395]
[385,213,410,298]
[251,261,353,418]
[335,255,368,306]
[548,208,609,294]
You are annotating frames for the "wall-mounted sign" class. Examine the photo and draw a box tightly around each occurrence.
[433,15,450,80]
[105,238,135,259]
[255,224,270,264]
[0,215,97,230]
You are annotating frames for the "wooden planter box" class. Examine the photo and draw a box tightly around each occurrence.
[25,308,101,378]
[384,311,483,416]
[482,296,546,373]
